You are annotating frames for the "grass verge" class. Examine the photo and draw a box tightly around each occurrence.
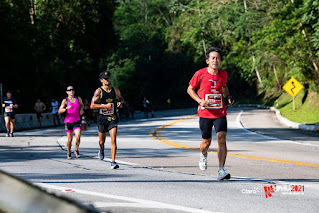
[275,90,319,124]
[235,89,319,124]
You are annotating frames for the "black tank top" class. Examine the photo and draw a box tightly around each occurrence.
[97,87,118,124]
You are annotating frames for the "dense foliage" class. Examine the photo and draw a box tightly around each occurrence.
[1,0,318,112]
[1,0,116,111]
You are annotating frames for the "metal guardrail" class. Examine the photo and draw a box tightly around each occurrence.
[0,169,101,213]
[0,113,64,132]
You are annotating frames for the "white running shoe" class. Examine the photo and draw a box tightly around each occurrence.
[199,152,207,171]
[67,153,72,160]
[111,161,119,169]
[217,168,231,180]
[74,150,80,158]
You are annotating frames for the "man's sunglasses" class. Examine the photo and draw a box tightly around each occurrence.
[66,89,74,91]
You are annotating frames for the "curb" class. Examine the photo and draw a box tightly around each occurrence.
[0,169,100,213]
[231,104,318,132]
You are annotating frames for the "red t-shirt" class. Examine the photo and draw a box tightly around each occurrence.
[189,68,227,119]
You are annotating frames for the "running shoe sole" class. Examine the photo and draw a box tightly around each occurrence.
[111,164,119,169]
[199,161,207,171]
[74,150,80,158]
[218,173,231,180]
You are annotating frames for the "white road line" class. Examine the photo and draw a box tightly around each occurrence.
[100,158,139,166]
[236,110,319,147]
[90,202,186,209]
[36,183,217,213]
[15,133,54,136]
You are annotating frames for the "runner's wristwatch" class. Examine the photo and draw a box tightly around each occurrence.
[198,99,204,104]
[226,95,233,101]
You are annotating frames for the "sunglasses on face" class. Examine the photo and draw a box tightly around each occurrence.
[66,89,74,91]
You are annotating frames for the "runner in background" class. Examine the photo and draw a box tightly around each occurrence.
[2,91,18,137]
[83,99,91,126]
[51,98,61,127]
[34,99,46,128]
[58,86,84,159]
[90,71,124,169]
[142,97,150,118]
[187,47,234,180]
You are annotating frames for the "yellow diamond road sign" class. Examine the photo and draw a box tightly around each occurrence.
[282,77,304,97]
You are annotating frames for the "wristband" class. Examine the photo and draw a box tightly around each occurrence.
[198,99,204,104]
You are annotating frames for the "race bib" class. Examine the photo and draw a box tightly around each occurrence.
[99,104,114,115]
[204,94,223,109]
[5,106,13,113]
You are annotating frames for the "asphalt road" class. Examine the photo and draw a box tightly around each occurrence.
[0,107,318,212]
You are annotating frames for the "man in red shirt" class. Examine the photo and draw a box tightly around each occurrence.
[187,47,234,180]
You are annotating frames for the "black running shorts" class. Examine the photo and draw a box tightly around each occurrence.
[65,120,81,132]
[36,112,43,119]
[98,121,118,133]
[4,113,15,119]
[199,116,227,139]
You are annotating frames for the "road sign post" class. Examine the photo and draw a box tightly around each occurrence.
[282,77,304,110]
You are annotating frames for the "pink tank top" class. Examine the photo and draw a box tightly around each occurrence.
[64,97,80,123]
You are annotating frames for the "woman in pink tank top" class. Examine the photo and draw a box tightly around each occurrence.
[58,86,84,160]
[64,96,81,123]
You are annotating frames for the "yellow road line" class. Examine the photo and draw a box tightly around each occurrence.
[149,115,319,167]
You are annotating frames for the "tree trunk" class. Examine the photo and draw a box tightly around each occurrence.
[29,0,36,24]
[243,0,247,13]
[253,56,262,85]
[197,0,206,54]
[273,65,281,90]
[145,0,148,25]
[300,24,319,79]
[313,61,319,79]
[254,0,259,10]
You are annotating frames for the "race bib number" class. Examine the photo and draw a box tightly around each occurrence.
[205,94,223,109]
[99,104,114,115]
[5,106,13,113]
